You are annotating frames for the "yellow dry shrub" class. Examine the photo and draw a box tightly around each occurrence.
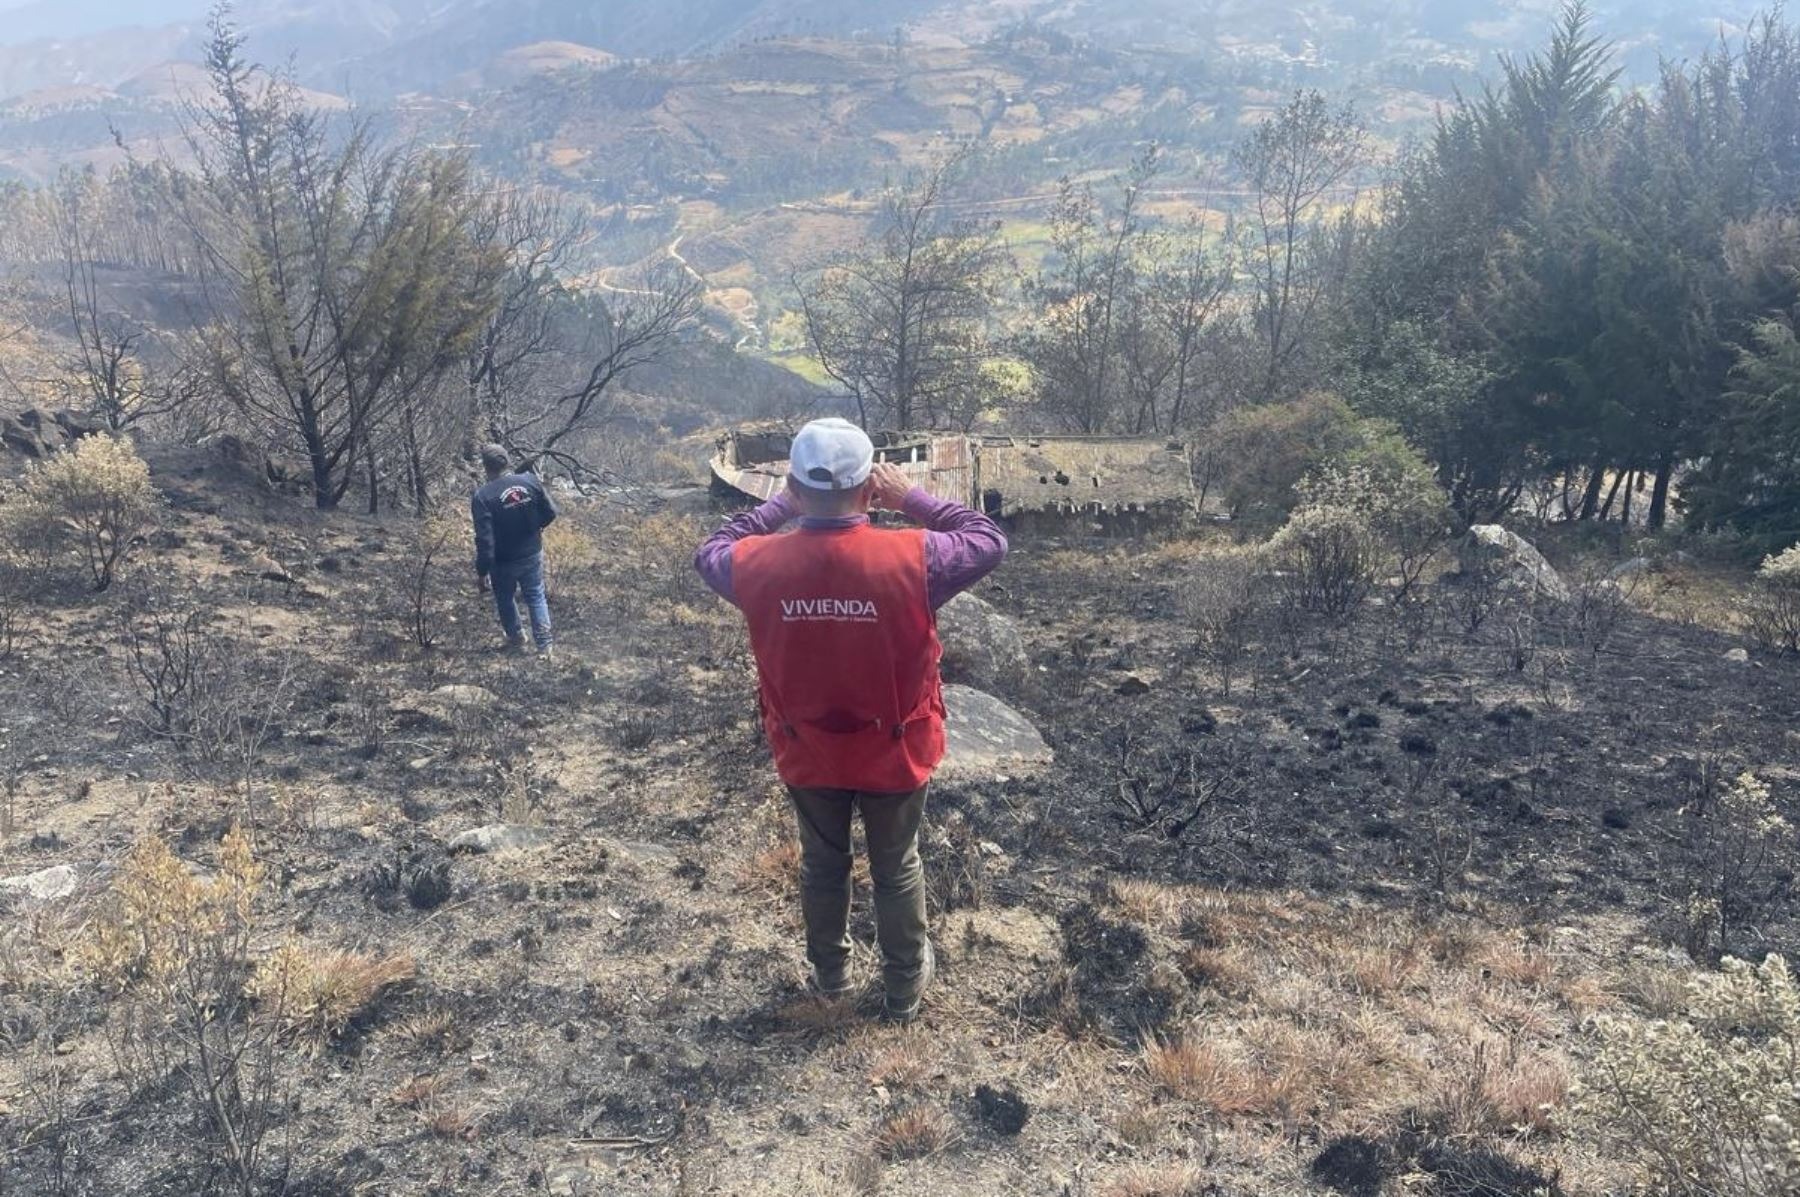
[18,433,157,591]
[249,942,416,1049]
[613,511,711,606]
[83,825,264,995]
[541,514,605,598]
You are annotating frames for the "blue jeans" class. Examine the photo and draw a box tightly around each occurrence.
[491,552,552,649]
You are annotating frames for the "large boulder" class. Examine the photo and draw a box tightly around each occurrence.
[1460,525,1569,602]
[938,685,1053,782]
[937,592,1030,695]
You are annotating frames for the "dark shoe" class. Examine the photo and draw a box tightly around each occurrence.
[503,633,527,654]
[809,963,854,1000]
[882,938,935,1023]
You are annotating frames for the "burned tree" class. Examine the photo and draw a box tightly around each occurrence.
[798,156,1008,431]
[180,10,504,509]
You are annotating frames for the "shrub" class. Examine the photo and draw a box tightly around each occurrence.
[1296,455,1451,597]
[81,828,284,1193]
[1588,954,1800,1195]
[377,506,485,661]
[1207,393,1447,546]
[19,434,157,591]
[540,513,604,602]
[1745,545,1800,656]
[118,577,296,792]
[1183,547,1261,693]
[1207,392,1364,529]
[1264,504,1380,619]
[1690,771,1798,956]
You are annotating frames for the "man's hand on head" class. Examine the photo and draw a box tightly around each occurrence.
[867,462,913,511]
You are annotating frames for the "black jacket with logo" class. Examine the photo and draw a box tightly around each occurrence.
[472,472,558,576]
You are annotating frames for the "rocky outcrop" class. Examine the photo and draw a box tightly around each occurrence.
[937,592,1030,696]
[0,408,101,459]
[938,685,1052,781]
[1460,525,1569,602]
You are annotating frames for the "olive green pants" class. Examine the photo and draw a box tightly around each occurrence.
[787,785,930,1001]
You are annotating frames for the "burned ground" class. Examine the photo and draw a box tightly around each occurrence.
[0,468,1794,1195]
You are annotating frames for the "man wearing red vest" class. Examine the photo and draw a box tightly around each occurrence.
[695,418,1008,1020]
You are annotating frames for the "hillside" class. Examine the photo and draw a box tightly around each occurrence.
[0,432,1795,1194]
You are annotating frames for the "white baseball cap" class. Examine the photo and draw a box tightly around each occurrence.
[788,418,874,491]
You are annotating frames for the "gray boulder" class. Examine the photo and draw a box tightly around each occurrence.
[938,685,1053,781]
[448,824,551,855]
[0,864,78,902]
[1460,525,1569,602]
[937,592,1030,695]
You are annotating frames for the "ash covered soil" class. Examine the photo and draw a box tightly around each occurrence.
[2,459,1796,1196]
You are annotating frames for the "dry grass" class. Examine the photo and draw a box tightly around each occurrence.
[776,994,862,1036]
[1617,963,1689,1016]
[1142,1035,1256,1113]
[1475,935,1555,988]
[249,942,416,1048]
[1178,944,1254,998]
[1097,1163,1208,1197]
[420,1098,479,1141]
[863,1034,936,1090]
[1348,941,1423,996]
[1112,1102,1166,1148]
[391,1007,466,1056]
[1481,1053,1571,1135]
[739,838,800,897]
[1110,877,1186,927]
[872,1104,949,1160]
[388,1073,445,1110]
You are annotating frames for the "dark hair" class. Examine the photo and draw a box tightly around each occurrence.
[479,444,511,477]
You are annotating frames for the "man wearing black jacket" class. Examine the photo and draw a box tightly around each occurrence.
[471,444,558,657]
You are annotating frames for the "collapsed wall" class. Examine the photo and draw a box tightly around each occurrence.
[711,429,1197,533]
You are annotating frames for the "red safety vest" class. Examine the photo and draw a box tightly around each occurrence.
[733,522,945,792]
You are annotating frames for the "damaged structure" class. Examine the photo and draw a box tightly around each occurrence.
[712,429,1197,533]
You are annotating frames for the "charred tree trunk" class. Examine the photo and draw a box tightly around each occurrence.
[1578,458,1608,522]
[1647,456,1675,532]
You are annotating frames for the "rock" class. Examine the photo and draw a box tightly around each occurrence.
[1460,525,1569,602]
[1609,557,1654,582]
[607,839,678,864]
[1115,674,1151,697]
[0,864,78,902]
[938,685,1052,781]
[431,684,499,709]
[936,592,1030,695]
[447,824,551,855]
[0,414,54,458]
[545,1164,600,1196]
[1726,647,1751,663]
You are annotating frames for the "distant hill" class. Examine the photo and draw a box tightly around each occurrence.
[0,0,1770,102]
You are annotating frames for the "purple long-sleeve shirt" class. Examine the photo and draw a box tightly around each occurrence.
[694,487,1008,611]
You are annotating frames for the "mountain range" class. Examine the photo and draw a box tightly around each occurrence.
[0,0,1771,103]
